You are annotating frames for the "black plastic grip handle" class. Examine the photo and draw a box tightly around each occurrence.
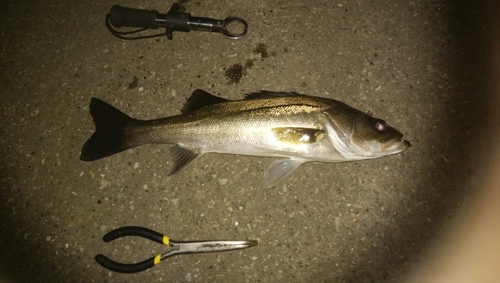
[95,254,156,273]
[108,5,159,29]
[103,226,165,244]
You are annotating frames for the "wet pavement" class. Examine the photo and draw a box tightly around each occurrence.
[0,0,487,282]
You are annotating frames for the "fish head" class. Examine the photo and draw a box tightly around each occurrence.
[324,108,411,160]
[349,112,411,158]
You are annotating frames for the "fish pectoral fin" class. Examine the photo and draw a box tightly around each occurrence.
[181,89,230,114]
[266,158,306,186]
[272,127,325,145]
[168,145,202,175]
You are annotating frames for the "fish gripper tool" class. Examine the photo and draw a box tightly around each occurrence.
[106,3,248,40]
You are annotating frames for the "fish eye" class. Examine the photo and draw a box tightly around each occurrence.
[374,119,387,133]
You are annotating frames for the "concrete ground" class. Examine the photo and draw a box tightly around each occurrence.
[0,0,488,282]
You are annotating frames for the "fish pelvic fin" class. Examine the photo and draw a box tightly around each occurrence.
[266,158,306,186]
[168,145,202,175]
[80,98,137,161]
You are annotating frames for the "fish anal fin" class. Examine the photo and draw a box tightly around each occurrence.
[272,127,325,145]
[181,89,230,114]
[266,158,306,186]
[169,145,202,175]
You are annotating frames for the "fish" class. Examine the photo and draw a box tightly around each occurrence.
[80,90,411,185]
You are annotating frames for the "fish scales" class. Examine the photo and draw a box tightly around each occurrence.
[81,89,410,185]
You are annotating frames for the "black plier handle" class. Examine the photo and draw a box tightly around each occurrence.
[95,226,170,273]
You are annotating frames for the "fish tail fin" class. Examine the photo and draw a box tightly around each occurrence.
[80,98,138,161]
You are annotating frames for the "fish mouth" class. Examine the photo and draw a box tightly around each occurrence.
[401,139,412,148]
[382,138,411,153]
[393,139,412,152]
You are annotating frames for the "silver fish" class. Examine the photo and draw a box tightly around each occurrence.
[80,90,411,185]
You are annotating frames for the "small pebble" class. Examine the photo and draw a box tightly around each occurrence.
[100,179,108,189]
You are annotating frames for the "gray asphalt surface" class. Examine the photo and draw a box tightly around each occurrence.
[0,0,487,282]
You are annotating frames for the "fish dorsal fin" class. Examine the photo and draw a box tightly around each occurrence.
[181,89,230,114]
[244,91,303,100]
[272,127,325,145]
[168,145,202,175]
